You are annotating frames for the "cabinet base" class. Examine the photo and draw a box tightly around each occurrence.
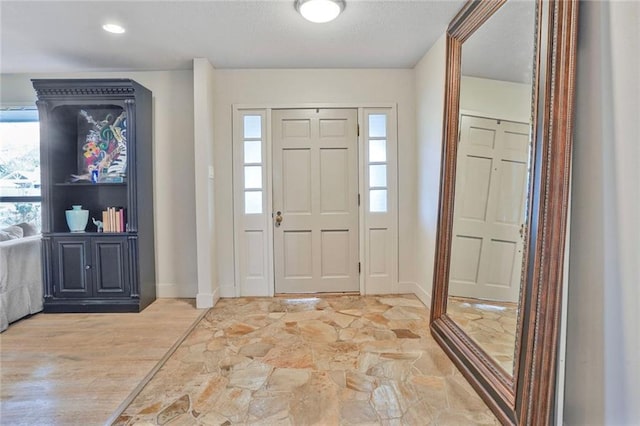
[43,298,152,313]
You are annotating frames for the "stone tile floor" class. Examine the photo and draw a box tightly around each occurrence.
[114,295,498,425]
[447,296,518,374]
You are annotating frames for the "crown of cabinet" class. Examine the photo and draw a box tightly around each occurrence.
[32,79,141,100]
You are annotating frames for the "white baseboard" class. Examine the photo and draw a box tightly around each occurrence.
[398,281,432,309]
[196,287,220,309]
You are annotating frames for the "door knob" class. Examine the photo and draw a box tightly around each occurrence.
[275,211,283,227]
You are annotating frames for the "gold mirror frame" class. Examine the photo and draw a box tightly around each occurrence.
[429,0,578,424]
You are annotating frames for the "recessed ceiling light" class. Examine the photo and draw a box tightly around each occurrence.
[295,0,345,24]
[102,23,125,34]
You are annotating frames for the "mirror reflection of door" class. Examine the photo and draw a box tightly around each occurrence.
[444,0,537,376]
[449,114,529,303]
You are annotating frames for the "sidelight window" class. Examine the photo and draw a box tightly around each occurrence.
[367,114,388,213]
[243,115,264,214]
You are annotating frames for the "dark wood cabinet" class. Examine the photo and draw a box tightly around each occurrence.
[34,79,155,313]
[50,235,131,302]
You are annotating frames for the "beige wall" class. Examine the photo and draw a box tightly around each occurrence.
[413,33,447,306]
[564,1,640,424]
[0,71,198,297]
[460,75,531,123]
[1,68,419,299]
[212,69,417,297]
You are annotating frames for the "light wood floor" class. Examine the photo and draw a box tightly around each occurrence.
[0,299,204,426]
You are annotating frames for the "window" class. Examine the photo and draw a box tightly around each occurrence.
[0,108,41,229]
[367,114,388,212]
[243,115,263,214]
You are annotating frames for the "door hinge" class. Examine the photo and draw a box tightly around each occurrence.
[357,123,360,137]
[358,262,361,275]
[358,193,361,206]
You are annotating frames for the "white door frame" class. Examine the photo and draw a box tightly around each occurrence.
[232,103,398,297]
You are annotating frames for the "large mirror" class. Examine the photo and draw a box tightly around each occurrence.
[430,0,578,424]
[446,0,536,376]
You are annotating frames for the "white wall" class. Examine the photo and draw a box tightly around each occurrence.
[193,59,219,307]
[212,69,417,297]
[460,76,531,123]
[0,71,198,297]
[413,33,447,306]
[564,1,640,424]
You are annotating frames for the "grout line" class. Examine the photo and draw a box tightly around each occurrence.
[104,307,209,426]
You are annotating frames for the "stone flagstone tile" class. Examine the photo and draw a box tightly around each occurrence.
[156,394,190,425]
[290,371,340,425]
[116,295,497,425]
[341,399,379,424]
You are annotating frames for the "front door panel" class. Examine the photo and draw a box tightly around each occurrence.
[273,109,359,293]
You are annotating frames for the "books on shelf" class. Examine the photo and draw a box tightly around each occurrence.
[101,207,126,233]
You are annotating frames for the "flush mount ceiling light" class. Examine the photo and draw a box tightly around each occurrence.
[295,0,345,23]
[102,23,125,34]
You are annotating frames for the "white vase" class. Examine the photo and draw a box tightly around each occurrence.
[65,205,88,232]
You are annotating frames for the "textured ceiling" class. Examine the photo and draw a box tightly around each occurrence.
[1,0,536,84]
[0,0,465,73]
[462,0,536,84]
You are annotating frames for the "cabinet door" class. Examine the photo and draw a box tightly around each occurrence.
[92,237,129,297]
[52,238,92,298]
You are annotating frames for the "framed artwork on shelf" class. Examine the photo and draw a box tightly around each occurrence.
[70,108,127,183]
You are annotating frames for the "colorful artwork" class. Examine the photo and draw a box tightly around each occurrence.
[71,110,127,181]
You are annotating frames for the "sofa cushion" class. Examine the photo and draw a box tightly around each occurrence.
[16,222,38,237]
[0,234,43,332]
[0,226,23,242]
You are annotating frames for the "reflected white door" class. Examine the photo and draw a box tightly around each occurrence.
[449,115,530,302]
[273,109,359,293]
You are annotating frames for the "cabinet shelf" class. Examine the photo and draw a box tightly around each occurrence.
[48,231,135,237]
[54,182,127,187]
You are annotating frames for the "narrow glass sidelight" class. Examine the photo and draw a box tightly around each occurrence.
[369,189,387,213]
[367,114,388,213]
[369,164,387,188]
[368,114,387,138]
[244,140,262,164]
[243,115,264,215]
[369,139,387,162]
[243,115,262,139]
[244,166,263,189]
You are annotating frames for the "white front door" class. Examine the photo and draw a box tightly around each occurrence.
[449,115,530,302]
[272,109,359,293]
